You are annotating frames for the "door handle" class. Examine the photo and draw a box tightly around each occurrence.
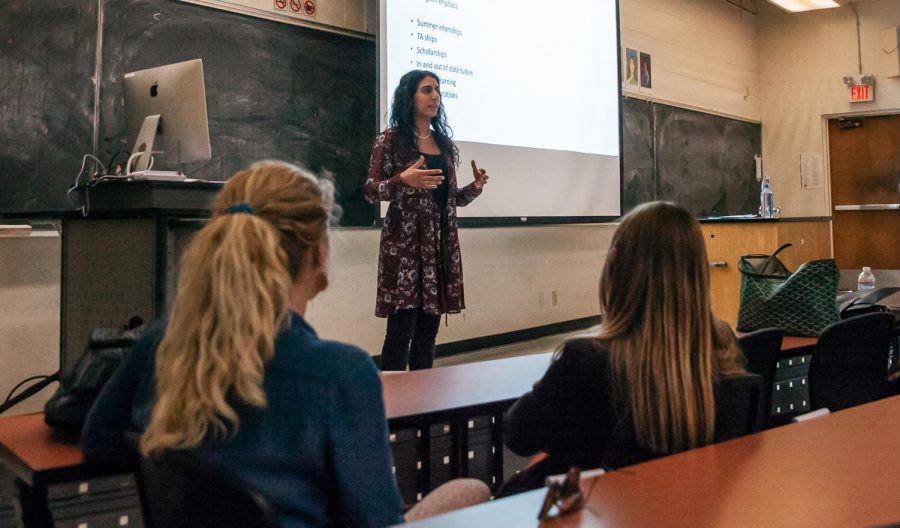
[709,261,728,268]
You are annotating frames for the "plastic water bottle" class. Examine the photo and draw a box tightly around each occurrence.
[857,267,876,291]
[759,176,777,218]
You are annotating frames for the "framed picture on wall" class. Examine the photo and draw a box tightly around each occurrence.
[639,52,652,93]
[624,47,639,91]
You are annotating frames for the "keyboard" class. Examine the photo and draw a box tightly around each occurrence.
[128,170,186,182]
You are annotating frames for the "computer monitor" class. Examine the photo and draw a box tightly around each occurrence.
[123,59,211,176]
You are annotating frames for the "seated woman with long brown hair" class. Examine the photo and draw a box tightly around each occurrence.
[82,161,487,527]
[498,201,763,496]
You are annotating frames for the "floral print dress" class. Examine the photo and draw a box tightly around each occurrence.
[364,128,482,317]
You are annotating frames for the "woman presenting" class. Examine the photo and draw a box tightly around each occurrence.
[365,70,489,371]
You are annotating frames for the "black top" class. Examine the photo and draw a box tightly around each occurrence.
[421,152,449,210]
[499,338,763,496]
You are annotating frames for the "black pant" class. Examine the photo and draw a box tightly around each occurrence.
[380,309,441,371]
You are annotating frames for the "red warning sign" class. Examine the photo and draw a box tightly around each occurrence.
[303,0,316,16]
[289,0,301,12]
[274,0,286,9]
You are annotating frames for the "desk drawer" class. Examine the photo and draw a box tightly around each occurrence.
[465,415,502,490]
[389,428,426,506]
[51,505,143,528]
[772,355,811,417]
[0,494,20,528]
[428,422,456,490]
[772,376,809,416]
[47,474,137,502]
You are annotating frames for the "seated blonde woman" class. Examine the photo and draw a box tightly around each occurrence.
[82,161,487,527]
[498,201,763,496]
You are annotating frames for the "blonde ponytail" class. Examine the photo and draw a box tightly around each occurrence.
[141,161,332,456]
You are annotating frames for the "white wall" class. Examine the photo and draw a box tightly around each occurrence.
[307,225,614,352]
[620,0,761,121]
[307,0,764,353]
[0,0,769,390]
[0,233,60,416]
[758,0,900,217]
[183,0,376,36]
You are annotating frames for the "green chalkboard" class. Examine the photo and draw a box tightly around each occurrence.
[1,0,377,225]
[0,2,761,223]
[0,0,98,213]
[653,103,761,217]
[620,98,761,217]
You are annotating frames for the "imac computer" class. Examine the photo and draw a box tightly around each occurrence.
[122,58,211,181]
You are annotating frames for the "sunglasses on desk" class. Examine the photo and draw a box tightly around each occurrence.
[537,467,585,521]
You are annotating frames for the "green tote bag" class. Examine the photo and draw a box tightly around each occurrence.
[736,243,839,337]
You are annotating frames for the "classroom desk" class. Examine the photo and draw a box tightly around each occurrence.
[382,353,553,423]
[779,335,817,352]
[380,335,819,503]
[380,353,553,503]
[0,337,821,520]
[0,414,142,528]
[382,334,815,424]
[0,414,83,488]
[401,394,900,528]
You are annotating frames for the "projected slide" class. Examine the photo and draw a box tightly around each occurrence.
[380,0,621,218]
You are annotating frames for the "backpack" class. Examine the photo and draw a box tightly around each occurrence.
[44,317,147,431]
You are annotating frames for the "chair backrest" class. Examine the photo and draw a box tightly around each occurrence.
[808,312,895,412]
[139,450,280,528]
[713,372,766,441]
[738,328,784,423]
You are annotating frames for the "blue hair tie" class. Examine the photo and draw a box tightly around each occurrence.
[226,203,255,215]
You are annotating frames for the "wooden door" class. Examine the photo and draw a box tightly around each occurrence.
[828,114,900,270]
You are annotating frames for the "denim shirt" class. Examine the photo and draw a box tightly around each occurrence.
[82,312,403,528]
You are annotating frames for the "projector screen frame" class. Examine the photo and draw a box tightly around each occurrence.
[374,0,624,227]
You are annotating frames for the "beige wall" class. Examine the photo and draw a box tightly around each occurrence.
[759,0,900,217]
[309,0,763,352]
[0,0,802,397]
[307,225,614,353]
[0,233,61,415]
[183,0,376,35]
[620,0,761,121]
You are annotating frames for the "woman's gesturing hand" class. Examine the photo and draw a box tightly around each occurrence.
[400,156,444,189]
[471,160,489,189]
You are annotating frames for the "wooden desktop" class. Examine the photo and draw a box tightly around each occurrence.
[402,394,900,527]
[0,414,83,488]
[0,336,820,525]
[380,335,816,503]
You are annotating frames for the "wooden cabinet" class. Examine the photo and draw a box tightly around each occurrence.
[701,220,832,326]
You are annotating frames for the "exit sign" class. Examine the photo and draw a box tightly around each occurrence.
[849,84,874,102]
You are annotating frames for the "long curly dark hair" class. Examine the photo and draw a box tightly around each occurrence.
[389,70,459,166]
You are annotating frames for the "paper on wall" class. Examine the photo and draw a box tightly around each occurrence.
[800,152,824,189]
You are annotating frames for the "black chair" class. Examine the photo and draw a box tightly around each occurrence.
[807,312,895,412]
[713,372,766,440]
[738,328,784,426]
[139,450,279,528]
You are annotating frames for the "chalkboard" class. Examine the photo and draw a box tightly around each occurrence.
[650,103,761,217]
[621,97,655,214]
[0,0,97,213]
[0,1,761,223]
[0,0,376,225]
[99,0,377,225]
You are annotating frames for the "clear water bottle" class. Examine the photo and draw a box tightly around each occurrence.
[759,175,778,218]
[857,266,876,291]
